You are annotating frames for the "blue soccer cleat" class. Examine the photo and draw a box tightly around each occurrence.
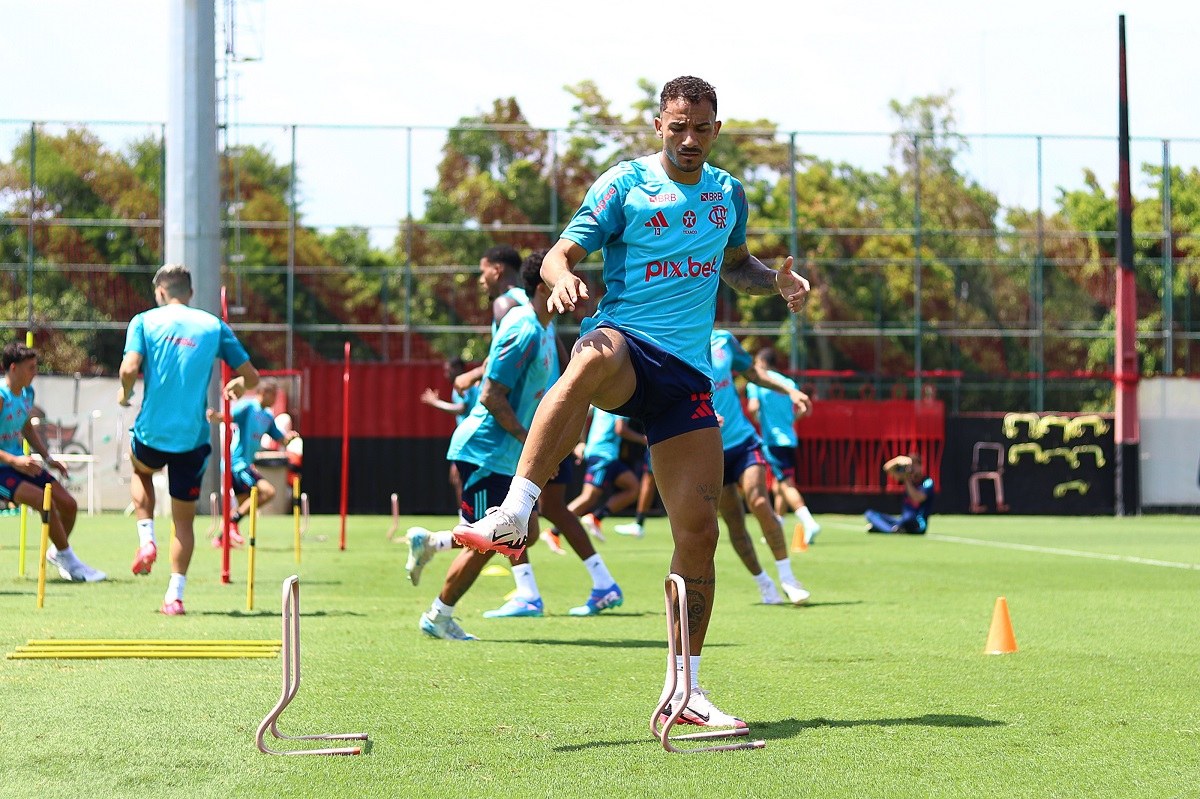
[568,584,623,616]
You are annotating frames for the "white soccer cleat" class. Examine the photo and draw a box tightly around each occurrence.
[613,521,644,538]
[803,522,822,546]
[758,580,784,605]
[452,507,526,558]
[780,581,811,606]
[419,610,478,641]
[404,526,436,586]
[659,687,748,729]
[581,513,606,542]
[47,546,107,583]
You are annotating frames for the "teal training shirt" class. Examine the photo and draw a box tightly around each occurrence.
[746,369,798,448]
[0,382,34,457]
[583,408,622,463]
[230,399,285,473]
[561,154,748,377]
[448,305,554,475]
[709,329,758,450]
[124,303,250,452]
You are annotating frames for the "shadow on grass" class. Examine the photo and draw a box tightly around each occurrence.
[492,638,732,650]
[552,713,1004,752]
[195,609,367,619]
[755,713,1007,739]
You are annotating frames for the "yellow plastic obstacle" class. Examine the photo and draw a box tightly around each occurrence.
[7,638,282,660]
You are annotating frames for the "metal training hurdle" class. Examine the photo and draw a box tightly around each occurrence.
[256,575,368,756]
[651,574,765,753]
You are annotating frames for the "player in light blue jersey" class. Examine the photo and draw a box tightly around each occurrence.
[455,77,811,730]
[119,264,260,615]
[420,356,480,508]
[225,379,297,541]
[451,245,528,395]
[568,407,646,541]
[0,342,105,582]
[410,252,625,630]
[710,329,813,606]
[745,346,821,543]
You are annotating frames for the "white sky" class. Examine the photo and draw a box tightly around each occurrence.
[2,0,1198,229]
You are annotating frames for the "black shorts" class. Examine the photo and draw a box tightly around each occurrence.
[131,438,212,501]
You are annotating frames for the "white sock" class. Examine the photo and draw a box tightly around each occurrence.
[753,570,773,589]
[582,554,614,590]
[511,563,540,600]
[797,506,818,531]
[775,557,797,586]
[165,573,186,602]
[431,597,454,618]
[137,518,156,547]
[431,531,455,552]
[669,655,702,694]
[500,476,541,529]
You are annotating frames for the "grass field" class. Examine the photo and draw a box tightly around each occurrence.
[0,510,1197,798]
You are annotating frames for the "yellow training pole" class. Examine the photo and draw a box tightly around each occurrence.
[35,484,51,608]
[246,486,258,612]
[292,478,301,564]
[17,331,33,577]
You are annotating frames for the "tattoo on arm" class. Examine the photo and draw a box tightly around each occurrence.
[721,243,777,295]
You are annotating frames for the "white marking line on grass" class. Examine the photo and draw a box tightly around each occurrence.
[928,534,1200,571]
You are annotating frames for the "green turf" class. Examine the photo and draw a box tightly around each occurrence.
[0,511,1196,798]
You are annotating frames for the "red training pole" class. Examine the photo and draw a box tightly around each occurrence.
[339,341,350,550]
[221,287,233,583]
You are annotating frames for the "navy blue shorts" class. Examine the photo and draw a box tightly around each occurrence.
[546,454,574,486]
[583,455,637,488]
[0,466,56,503]
[599,324,719,446]
[131,438,212,501]
[722,436,768,486]
[764,445,796,482]
[232,465,264,496]
[455,461,515,524]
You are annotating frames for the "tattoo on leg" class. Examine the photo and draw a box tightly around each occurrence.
[697,482,719,505]
[685,588,707,637]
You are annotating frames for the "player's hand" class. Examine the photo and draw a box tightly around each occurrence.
[420,388,439,406]
[790,389,813,418]
[773,256,810,313]
[548,274,589,314]
[13,454,40,476]
[117,387,132,407]
[48,457,69,477]
[222,378,246,402]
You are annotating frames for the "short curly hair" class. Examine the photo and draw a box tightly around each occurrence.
[660,76,718,115]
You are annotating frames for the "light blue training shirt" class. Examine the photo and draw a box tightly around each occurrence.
[230,399,286,473]
[124,303,250,452]
[709,329,759,451]
[560,154,748,377]
[448,304,554,476]
[746,369,799,448]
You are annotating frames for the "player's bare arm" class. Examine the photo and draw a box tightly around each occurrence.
[479,378,525,445]
[542,240,590,314]
[742,364,812,417]
[117,351,142,406]
[721,244,810,312]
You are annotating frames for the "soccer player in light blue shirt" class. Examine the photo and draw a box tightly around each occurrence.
[119,264,260,615]
[228,379,295,532]
[710,329,814,606]
[745,346,821,540]
[456,76,812,729]
[0,342,105,582]
[568,407,645,540]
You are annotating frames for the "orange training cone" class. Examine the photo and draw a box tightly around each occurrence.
[984,596,1018,654]
[791,523,808,552]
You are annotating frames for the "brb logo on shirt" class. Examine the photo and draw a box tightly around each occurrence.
[644,256,718,282]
